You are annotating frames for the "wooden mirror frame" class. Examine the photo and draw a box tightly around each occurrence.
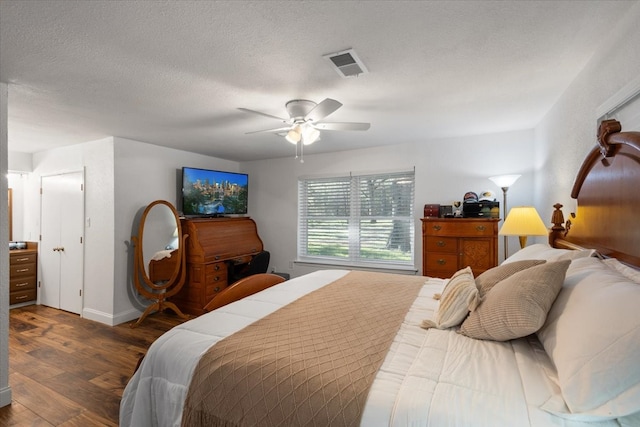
[131,199,189,327]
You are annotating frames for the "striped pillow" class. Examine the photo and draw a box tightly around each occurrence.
[460,260,570,341]
[422,266,479,330]
[475,259,546,298]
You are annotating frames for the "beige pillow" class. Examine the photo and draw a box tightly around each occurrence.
[475,259,546,298]
[422,266,479,330]
[459,260,570,341]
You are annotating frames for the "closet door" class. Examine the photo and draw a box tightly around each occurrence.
[40,172,84,314]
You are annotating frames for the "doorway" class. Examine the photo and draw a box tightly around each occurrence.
[39,171,84,315]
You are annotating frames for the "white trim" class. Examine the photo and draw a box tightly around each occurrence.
[596,75,640,121]
[298,166,415,181]
[82,307,142,326]
[0,386,12,407]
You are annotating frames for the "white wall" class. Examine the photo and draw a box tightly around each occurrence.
[112,137,239,323]
[534,2,640,217]
[242,128,535,278]
[1,82,12,407]
[29,138,116,323]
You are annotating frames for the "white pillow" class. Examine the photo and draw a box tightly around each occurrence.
[537,256,640,419]
[503,243,595,264]
[603,258,640,283]
[421,266,479,330]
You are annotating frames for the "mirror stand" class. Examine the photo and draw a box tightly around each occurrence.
[130,200,190,328]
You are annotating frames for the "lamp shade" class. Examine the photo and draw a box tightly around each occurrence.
[489,174,521,188]
[499,206,548,248]
[285,126,301,144]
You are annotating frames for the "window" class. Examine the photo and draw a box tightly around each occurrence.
[298,170,415,269]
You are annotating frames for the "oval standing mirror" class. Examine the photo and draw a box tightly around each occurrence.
[131,200,189,327]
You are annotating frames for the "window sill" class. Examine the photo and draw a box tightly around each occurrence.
[294,259,419,275]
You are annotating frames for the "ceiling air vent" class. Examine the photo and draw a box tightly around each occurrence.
[323,49,368,78]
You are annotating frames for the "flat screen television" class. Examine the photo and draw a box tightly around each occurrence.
[181,167,248,216]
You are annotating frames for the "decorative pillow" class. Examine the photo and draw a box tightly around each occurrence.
[421,266,479,330]
[459,260,570,341]
[537,256,640,419]
[475,259,546,298]
[502,243,595,264]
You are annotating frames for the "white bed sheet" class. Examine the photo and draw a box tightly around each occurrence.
[120,269,623,427]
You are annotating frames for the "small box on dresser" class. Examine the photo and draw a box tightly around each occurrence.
[9,242,38,306]
[422,218,499,278]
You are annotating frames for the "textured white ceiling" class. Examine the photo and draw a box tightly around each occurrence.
[0,0,635,162]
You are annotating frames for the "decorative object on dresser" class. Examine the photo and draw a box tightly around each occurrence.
[9,241,38,306]
[173,217,264,316]
[131,200,189,328]
[499,206,548,249]
[421,217,499,278]
[488,174,521,259]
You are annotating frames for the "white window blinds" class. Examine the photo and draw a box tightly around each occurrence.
[298,170,415,269]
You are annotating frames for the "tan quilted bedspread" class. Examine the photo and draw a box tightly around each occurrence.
[181,271,425,427]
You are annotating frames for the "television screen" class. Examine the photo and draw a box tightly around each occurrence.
[181,167,248,216]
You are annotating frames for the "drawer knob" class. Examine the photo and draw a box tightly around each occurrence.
[214,286,220,292]
[437,259,446,265]
[476,225,486,231]
[214,265,220,271]
[432,225,442,231]
[436,240,446,247]
[214,276,220,281]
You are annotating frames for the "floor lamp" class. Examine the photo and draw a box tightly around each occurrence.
[488,174,521,260]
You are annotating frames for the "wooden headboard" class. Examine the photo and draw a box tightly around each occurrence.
[549,119,640,268]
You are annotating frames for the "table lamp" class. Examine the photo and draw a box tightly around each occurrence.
[499,206,548,249]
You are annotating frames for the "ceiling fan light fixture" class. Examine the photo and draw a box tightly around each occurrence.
[285,126,301,144]
[302,126,320,145]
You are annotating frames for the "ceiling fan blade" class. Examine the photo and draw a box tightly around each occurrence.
[305,98,343,122]
[245,126,293,135]
[314,122,371,131]
[238,107,288,122]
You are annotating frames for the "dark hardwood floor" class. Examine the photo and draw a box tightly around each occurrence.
[0,304,187,426]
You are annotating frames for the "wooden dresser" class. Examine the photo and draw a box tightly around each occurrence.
[422,218,499,278]
[9,242,38,306]
[172,217,264,315]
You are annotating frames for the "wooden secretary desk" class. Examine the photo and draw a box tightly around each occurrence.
[422,217,499,278]
[171,217,264,315]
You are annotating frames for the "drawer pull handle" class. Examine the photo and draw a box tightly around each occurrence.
[16,282,29,287]
[16,295,28,300]
[476,225,486,231]
[432,225,442,231]
[437,259,446,265]
[436,240,446,247]
[16,268,29,273]
[15,257,30,262]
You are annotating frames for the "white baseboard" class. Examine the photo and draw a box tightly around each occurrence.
[82,307,141,326]
[0,385,12,408]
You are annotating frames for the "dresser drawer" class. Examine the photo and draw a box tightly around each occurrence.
[425,236,457,253]
[10,276,36,292]
[425,253,458,272]
[10,289,37,305]
[9,262,37,278]
[425,220,495,237]
[10,252,37,265]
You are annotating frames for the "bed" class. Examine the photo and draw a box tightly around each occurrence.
[120,119,640,427]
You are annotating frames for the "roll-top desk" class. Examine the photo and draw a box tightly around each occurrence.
[172,217,264,315]
[422,218,499,278]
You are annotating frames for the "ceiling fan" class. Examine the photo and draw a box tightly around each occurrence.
[239,98,370,145]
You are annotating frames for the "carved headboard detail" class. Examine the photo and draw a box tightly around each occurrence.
[549,119,640,268]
